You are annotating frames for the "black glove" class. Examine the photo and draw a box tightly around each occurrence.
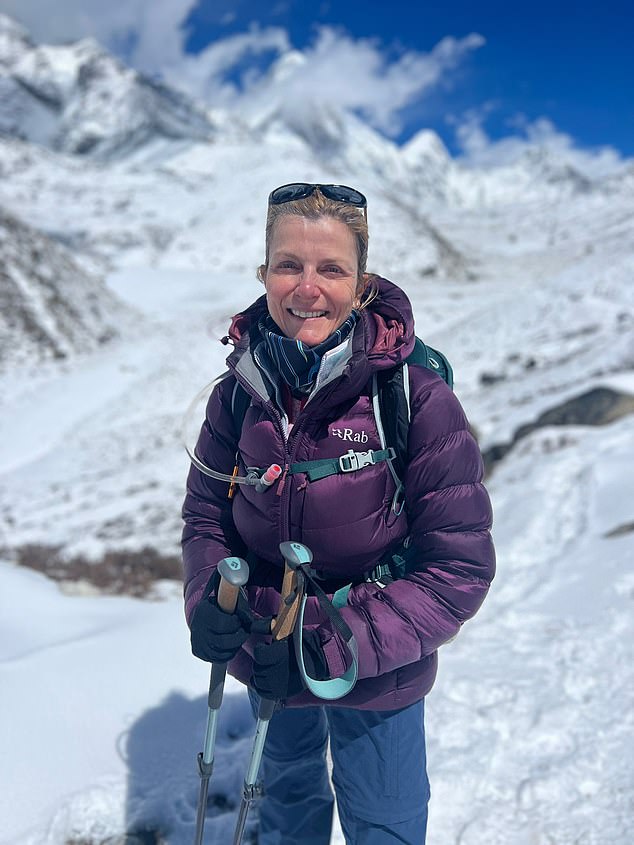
[250,629,329,700]
[190,569,270,664]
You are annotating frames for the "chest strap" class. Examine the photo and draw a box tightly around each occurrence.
[288,447,396,482]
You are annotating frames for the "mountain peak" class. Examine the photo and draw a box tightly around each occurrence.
[0,13,34,67]
[403,129,450,163]
[0,21,217,159]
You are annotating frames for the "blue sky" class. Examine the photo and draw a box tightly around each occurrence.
[181,0,633,156]
[5,0,632,162]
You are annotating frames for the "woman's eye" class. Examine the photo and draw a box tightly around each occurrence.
[277,261,298,270]
[323,265,343,274]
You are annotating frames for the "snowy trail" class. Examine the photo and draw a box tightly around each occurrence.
[0,339,160,476]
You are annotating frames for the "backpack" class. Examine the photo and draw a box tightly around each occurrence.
[230,337,453,508]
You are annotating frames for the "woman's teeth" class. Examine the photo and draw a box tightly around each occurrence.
[290,309,327,318]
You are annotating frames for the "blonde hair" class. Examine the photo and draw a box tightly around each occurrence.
[257,188,378,306]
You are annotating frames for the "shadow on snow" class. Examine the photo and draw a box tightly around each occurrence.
[119,688,258,844]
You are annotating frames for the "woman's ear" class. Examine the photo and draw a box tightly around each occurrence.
[355,273,370,306]
[257,265,266,284]
[356,273,378,309]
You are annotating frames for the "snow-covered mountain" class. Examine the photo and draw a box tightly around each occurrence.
[0,14,632,845]
[0,13,217,158]
[0,206,134,370]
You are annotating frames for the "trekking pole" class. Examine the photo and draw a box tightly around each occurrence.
[232,541,312,845]
[193,556,250,845]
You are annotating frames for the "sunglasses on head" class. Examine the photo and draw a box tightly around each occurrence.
[268,183,367,218]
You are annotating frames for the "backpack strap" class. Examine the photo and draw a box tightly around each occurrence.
[374,337,454,512]
[422,343,454,390]
[230,380,252,437]
[402,337,454,387]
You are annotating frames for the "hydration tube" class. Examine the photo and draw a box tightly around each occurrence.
[181,373,282,491]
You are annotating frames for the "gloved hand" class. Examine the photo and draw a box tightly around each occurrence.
[190,569,270,664]
[250,629,329,700]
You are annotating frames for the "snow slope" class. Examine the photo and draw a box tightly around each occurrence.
[0,206,134,371]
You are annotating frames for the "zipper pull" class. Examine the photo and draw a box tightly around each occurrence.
[227,463,239,499]
[276,464,289,497]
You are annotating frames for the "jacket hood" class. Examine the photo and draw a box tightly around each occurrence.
[362,276,415,369]
[223,276,416,369]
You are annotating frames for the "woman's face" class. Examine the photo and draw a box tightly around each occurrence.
[263,216,361,346]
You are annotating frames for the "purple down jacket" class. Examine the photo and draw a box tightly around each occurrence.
[182,277,495,710]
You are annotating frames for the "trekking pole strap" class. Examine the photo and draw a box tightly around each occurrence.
[293,563,358,700]
[297,564,355,642]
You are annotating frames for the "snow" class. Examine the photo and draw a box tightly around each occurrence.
[1,15,633,845]
[0,561,250,844]
[426,417,634,844]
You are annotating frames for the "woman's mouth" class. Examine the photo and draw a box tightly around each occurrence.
[288,309,327,318]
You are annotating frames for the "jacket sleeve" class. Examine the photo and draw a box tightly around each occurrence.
[181,375,247,625]
[334,371,496,680]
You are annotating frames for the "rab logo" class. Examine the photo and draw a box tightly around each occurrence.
[332,427,368,443]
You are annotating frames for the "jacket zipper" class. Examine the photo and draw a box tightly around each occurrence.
[279,414,311,546]
[229,353,317,547]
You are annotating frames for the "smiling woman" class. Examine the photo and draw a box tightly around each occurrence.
[262,216,360,345]
[181,182,495,844]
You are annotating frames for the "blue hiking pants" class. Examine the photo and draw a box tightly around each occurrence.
[248,692,430,844]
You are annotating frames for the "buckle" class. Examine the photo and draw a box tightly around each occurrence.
[339,449,375,473]
[363,563,394,588]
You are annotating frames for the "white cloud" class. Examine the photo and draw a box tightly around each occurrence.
[195,27,485,134]
[131,21,485,135]
[161,24,291,106]
[454,108,624,178]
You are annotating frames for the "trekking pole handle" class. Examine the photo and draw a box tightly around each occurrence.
[271,542,312,641]
[207,557,249,711]
[216,556,250,613]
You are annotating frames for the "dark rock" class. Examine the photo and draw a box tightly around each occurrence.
[604,521,634,539]
[483,387,634,475]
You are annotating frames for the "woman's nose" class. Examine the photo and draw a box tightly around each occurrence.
[296,268,319,294]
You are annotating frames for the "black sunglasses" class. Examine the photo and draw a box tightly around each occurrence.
[268,183,367,215]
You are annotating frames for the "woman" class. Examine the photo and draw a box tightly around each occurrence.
[182,183,495,844]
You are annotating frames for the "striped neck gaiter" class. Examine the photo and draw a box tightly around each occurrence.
[259,311,358,397]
